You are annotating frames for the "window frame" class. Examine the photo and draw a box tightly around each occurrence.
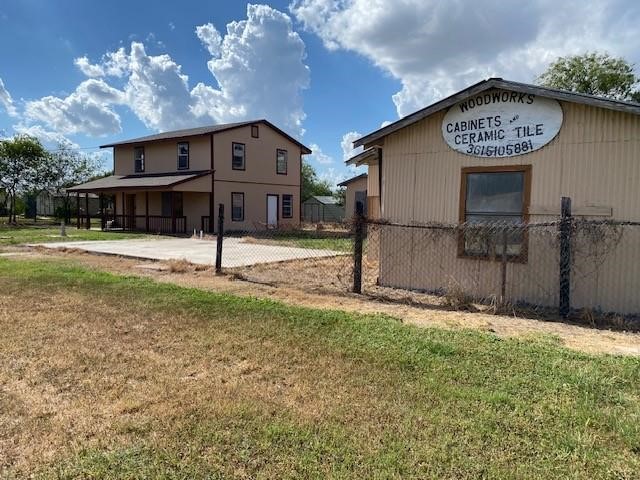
[276,148,288,175]
[251,124,259,138]
[134,146,145,173]
[282,194,293,219]
[232,142,246,171]
[231,192,245,222]
[458,165,531,263]
[177,141,189,170]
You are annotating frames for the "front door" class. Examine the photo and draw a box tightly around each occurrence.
[267,194,278,227]
[126,194,136,230]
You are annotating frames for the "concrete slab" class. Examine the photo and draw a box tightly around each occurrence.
[34,237,345,268]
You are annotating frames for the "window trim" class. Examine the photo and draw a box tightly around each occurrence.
[282,194,293,219]
[231,192,245,222]
[134,146,145,173]
[232,142,246,171]
[251,124,259,138]
[177,141,189,170]
[458,164,531,263]
[276,148,288,175]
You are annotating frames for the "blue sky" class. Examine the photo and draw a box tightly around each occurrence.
[0,0,638,186]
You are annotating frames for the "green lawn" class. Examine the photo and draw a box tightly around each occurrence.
[0,223,155,246]
[239,232,353,252]
[1,257,639,479]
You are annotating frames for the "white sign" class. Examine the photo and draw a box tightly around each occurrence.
[442,90,563,158]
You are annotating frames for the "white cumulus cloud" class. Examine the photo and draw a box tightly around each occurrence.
[341,131,363,161]
[290,0,640,117]
[0,77,17,117]
[195,23,223,57]
[307,143,333,164]
[24,79,125,136]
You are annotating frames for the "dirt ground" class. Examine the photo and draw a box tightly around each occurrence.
[8,246,640,357]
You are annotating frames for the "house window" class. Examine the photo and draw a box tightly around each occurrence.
[459,165,531,260]
[232,142,246,170]
[177,142,189,170]
[231,192,244,221]
[282,194,293,218]
[161,192,183,217]
[251,124,259,138]
[134,147,145,173]
[276,149,287,175]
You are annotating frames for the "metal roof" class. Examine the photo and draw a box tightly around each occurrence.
[100,119,312,154]
[308,195,340,205]
[66,170,211,192]
[337,173,367,187]
[354,78,640,148]
[345,147,379,166]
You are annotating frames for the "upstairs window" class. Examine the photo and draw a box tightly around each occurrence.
[276,149,288,175]
[134,146,145,173]
[459,165,530,261]
[282,194,293,218]
[231,192,244,221]
[232,142,245,170]
[177,142,189,170]
[251,124,259,138]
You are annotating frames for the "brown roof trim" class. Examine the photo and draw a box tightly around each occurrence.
[67,170,212,193]
[337,173,368,187]
[100,119,312,154]
[354,78,640,148]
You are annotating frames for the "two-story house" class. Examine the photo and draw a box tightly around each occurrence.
[69,120,311,234]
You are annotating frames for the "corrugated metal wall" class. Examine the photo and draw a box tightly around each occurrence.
[377,93,640,313]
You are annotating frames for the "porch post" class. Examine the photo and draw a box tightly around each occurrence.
[145,191,149,232]
[121,192,125,230]
[171,191,177,234]
[99,194,105,230]
[85,193,90,229]
[76,193,80,229]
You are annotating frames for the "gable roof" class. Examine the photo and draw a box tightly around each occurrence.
[337,173,367,187]
[308,195,340,205]
[354,78,640,148]
[100,119,312,154]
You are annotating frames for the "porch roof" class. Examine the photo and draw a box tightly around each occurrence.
[67,170,211,193]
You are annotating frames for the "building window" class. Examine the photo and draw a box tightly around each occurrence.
[459,165,531,261]
[177,142,189,170]
[282,194,293,218]
[251,124,259,138]
[134,146,145,173]
[276,149,287,175]
[231,192,244,221]
[232,142,245,170]
[161,192,183,217]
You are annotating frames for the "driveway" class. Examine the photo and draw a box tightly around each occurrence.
[35,237,345,268]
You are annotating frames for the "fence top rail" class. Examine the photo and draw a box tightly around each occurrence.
[364,218,640,229]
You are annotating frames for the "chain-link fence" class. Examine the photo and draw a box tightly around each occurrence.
[213,205,640,328]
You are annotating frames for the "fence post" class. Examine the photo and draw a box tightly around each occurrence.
[559,197,572,318]
[215,203,224,274]
[353,202,364,294]
[500,226,508,302]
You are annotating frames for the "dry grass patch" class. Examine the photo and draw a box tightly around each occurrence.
[1,257,639,478]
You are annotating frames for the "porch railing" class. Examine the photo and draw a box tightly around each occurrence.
[104,214,186,234]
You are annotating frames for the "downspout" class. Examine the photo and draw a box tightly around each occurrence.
[378,147,383,219]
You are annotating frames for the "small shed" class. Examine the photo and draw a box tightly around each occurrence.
[302,195,345,223]
[338,173,368,218]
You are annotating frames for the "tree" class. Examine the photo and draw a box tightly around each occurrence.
[538,52,640,102]
[43,144,101,221]
[301,160,332,201]
[0,135,47,223]
[333,187,346,206]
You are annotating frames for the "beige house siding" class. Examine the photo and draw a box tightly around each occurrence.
[114,135,211,175]
[374,96,640,313]
[213,124,301,186]
[344,176,368,219]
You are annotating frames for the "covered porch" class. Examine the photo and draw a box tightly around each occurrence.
[67,171,214,235]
